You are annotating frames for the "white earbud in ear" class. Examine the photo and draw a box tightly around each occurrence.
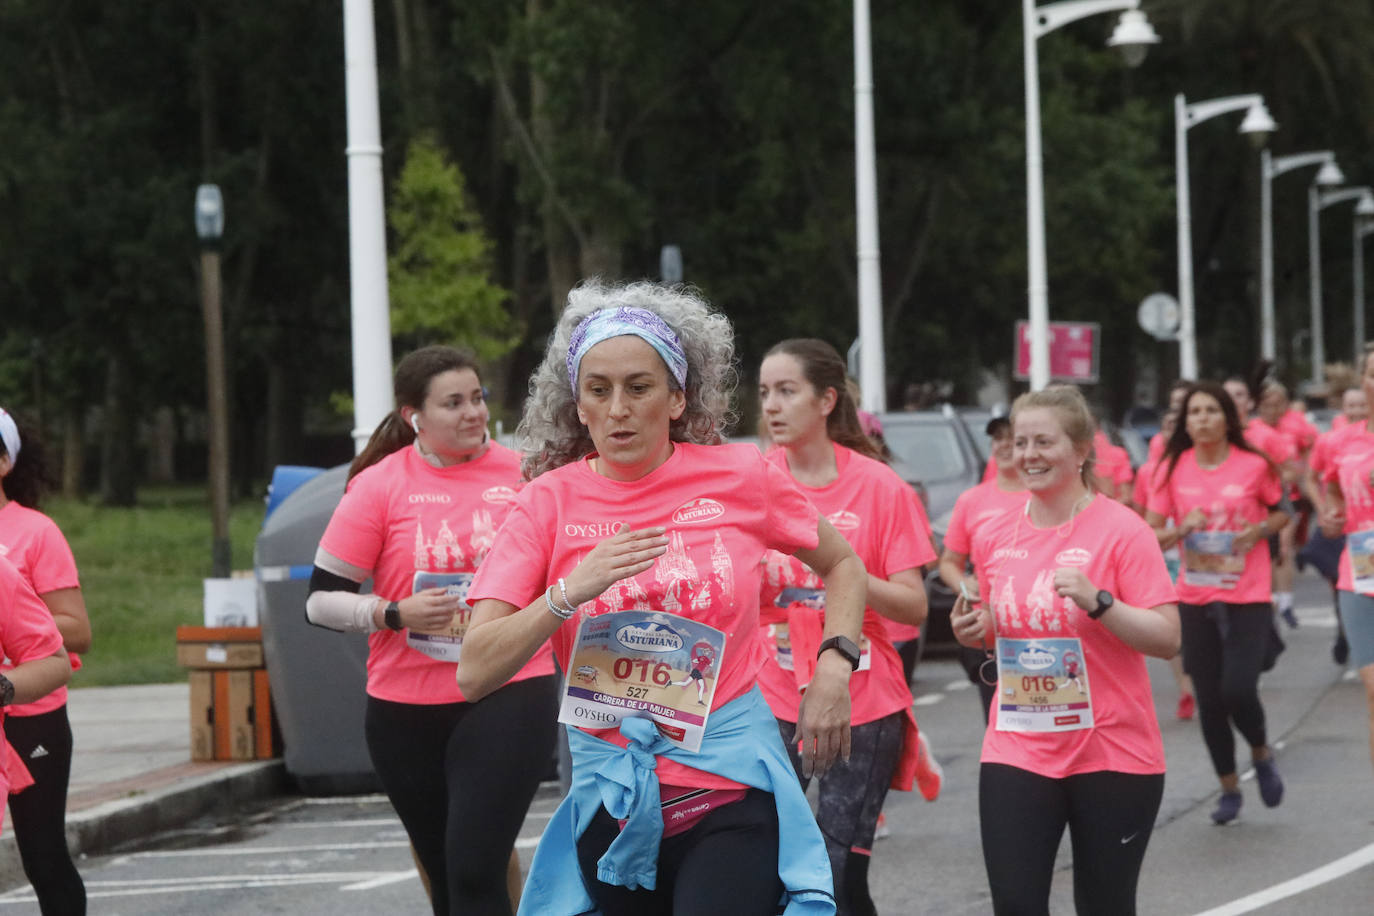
[410,414,421,435]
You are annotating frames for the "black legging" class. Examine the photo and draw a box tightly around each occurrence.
[365,675,558,916]
[778,713,904,916]
[5,705,85,916]
[979,763,1164,916]
[575,787,785,916]
[1180,602,1271,777]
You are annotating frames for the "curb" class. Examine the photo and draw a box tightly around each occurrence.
[0,759,287,891]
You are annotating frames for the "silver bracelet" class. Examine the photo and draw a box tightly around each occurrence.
[545,586,575,621]
[556,577,580,614]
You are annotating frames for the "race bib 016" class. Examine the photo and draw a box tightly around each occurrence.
[993,636,1093,733]
[560,610,727,753]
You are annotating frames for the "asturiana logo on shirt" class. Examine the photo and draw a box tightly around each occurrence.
[408,493,452,504]
[672,498,725,525]
[993,547,1029,560]
[827,510,861,531]
[1221,484,1244,499]
[615,623,685,653]
[1055,548,1092,567]
[482,485,518,504]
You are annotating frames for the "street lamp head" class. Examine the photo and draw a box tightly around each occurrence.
[1237,102,1277,149]
[1106,10,1160,69]
[1358,192,1374,218]
[1317,161,1347,187]
[195,184,224,243]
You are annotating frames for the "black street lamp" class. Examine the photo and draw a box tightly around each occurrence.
[195,184,231,578]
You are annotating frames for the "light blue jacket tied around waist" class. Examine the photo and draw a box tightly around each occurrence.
[517,686,836,915]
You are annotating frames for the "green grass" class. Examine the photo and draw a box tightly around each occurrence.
[45,486,266,686]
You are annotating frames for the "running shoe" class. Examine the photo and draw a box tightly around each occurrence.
[1211,790,1243,825]
[874,811,890,840]
[1176,692,1195,721]
[1279,606,1298,629]
[915,729,943,802]
[1254,757,1284,808]
[1333,635,1349,666]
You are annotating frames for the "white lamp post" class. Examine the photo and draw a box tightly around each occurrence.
[853,0,885,412]
[1023,0,1159,390]
[1175,93,1276,380]
[1354,195,1374,364]
[343,0,394,453]
[1311,185,1374,382]
[1260,151,1342,361]
[194,184,231,578]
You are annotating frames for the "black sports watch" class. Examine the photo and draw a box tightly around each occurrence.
[0,673,14,707]
[384,601,404,631]
[817,635,862,671]
[1088,589,1114,620]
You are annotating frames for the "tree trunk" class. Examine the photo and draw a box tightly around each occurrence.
[265,360,306,471]
[61,406,84,500]
[99,353,138,507]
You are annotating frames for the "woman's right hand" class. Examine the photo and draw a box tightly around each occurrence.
[952,592,992,649]
[1178,508,1208,536]
[399,587,466,630]
[563,525,670,607]
[1320,505,1346,539]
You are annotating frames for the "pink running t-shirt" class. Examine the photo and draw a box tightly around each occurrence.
[1333,414,1351,431]
[0,501,80,715]
[756,444,935,724]
[1243,421,1293,465]
[969,497,1175,777]
[318,442,551,704]
[1147,433,1166,461]
[0,555,66,803]
[1092,432,1132,494]
[1146,448,1281,605]
[468,442,819,791]
[1320,422,1374,591]
[1278,409,1317,454]
[981,457,999,485]
[944,482,1029,558]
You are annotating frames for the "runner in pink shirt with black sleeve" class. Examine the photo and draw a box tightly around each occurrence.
[307,347,556,915]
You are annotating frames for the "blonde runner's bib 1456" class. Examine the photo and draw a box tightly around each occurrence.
[406,571,473,663]
[993,636,1094,733]
[560,610,727,753]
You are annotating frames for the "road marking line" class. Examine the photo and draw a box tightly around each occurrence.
[127,841,411,859]
[1190,841,1374,915]
[913,694,944,707]
[943,679,973,691]
[0,872,399,904]
[342,869,419,891]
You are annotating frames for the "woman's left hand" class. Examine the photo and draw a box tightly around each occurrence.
[1231,524,1263,556]
[1052,567,1098,612]
[796,653,852,779]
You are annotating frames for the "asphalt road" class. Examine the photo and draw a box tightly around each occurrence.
[1,569,1368,915]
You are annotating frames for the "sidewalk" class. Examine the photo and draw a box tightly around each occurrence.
[0,683,286,889]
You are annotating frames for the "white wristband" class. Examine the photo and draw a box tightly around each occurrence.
[545,586,575,621]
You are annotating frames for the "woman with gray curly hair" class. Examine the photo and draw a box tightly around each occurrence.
[462,279,865,915]
[516,280,738,480]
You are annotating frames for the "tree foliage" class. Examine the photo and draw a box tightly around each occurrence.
[1,0,1372,495]
[388,134,518,358]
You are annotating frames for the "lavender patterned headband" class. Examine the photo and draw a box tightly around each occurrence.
[566,306,689,395]
[0,408,18,462]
